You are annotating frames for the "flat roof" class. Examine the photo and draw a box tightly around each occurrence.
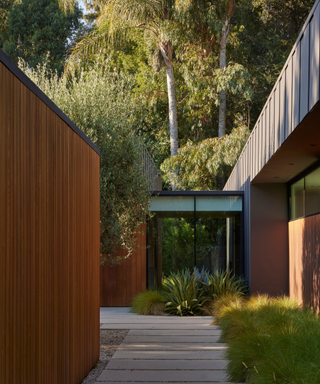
[152,191,244,196]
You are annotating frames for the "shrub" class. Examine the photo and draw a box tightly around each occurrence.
[19,57,152,265]
[131,290,165,315]
[213,294,320,383]
[162,269,207,316]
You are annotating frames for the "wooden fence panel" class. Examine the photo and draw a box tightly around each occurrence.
[289,214,320,311]
[0,55,100,384]
[100,224,147,307]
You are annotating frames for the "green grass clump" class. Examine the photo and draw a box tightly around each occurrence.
[131,289,165,315]
[212,294,320,383]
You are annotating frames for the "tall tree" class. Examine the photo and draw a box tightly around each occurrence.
[69,0,180,157]
[218,0,235,138]
[175,0,236,137]
[3,0,82,73]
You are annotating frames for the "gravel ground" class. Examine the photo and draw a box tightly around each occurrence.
[81,328,129,384]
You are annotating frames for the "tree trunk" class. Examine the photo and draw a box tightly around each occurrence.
[218,19,229,139]
[159,40,179,156]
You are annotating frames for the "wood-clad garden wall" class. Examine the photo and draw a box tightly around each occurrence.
[100,224,146,306]
[0,58,100,384]
[289,214,320,312]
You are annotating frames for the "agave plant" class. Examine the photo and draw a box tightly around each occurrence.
[162,269,208,316]
[202,270,248,301]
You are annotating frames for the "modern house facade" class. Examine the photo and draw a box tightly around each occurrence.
[224,0,320,310]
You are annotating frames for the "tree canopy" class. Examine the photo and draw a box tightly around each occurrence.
[3,0,82,73]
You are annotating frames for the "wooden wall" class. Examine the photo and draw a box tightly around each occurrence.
[289,214,320,311]
[0,58,100,384]
[100,224,146,307]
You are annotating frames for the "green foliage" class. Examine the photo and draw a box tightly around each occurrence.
[131,290,166,315]
[161,124,250,190]
[229,0,314,128]
[202,270,248,301]
[19,57,152,265]
[0,0,13,49]
[162,269,208,316]
[3,0,82,73]
[161,218,195,275]
[213,294,320,383]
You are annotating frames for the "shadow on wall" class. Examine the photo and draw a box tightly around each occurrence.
[289,214,320,312]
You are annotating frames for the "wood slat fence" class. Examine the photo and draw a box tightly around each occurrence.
[0,52,100,384]
[100,224,146,307]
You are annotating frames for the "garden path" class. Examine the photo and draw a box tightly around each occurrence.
[95,307,240,384]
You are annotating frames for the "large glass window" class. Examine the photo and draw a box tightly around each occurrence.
[147,193,243,288]
[290,164,320,220]
[305,167,320,216]
[291,179,304,219]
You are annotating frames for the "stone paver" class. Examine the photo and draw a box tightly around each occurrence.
[97,370,228,382]
[100,324,218,330]
[106,359,228,370]
[112,350,227,360]
[118,342,227,351]
[124,335,220,343]
[96,307,235,384]
[128,329,221,336]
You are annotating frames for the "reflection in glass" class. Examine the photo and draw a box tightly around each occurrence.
[162,218,194,275]
[305,167,320,216]
[147,194,243,288]
[291,179,304,219]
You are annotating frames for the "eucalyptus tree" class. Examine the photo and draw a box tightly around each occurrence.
[175,0,235,138]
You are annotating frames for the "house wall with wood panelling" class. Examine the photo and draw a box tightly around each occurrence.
[289,214,320,312]
[0,51,100,384]
[100,224,147,307]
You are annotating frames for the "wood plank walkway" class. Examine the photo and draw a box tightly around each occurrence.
[96,308,238,384]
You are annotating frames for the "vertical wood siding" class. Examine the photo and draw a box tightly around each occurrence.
[0,61,100,384]
[289,214,320,312]
[100,224,147,307]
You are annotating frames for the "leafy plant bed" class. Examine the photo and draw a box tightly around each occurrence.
[212,294,320,383]
[131,268,247,316]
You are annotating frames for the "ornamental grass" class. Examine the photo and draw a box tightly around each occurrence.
[212,294,320,383]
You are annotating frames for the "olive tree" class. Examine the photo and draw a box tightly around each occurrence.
[20,57,152,265]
